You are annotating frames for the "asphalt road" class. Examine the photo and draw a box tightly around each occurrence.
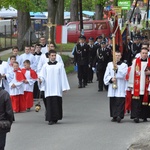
[6,73,150,150]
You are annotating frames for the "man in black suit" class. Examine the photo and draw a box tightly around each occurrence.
[0,86,13,150]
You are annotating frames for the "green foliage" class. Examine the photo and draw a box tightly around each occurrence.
[0,0,47,12]
[64,0,110,11]
[95,0,108,6]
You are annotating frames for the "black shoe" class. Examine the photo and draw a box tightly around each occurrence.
[98,89,103,92]
[82,84,86,88]
[134,118,139,123]
[53,120,58,124]
[143,118,148,122]
[48,121,54,125]
[78,85,82,88]
[111,117,117,122]
[117,116,121,123]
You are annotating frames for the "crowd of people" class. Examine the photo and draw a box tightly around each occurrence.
[0,37,70,124]
[72,26,150,123]
[1,27,150,149]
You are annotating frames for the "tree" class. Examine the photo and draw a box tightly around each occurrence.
[95,0,108,20]
[0,0,47,50]
[47,0,60,44]
[70,0,79,21]
[55,0,64,25]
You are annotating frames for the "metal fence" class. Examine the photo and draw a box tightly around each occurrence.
[0,23,17,50]
[0,19,48,50]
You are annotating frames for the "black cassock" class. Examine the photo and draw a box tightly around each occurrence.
[131,95,149,119]
[46,96,63,122]
[110,97,125,119]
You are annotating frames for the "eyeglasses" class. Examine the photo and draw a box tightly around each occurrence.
[50,46,54,47]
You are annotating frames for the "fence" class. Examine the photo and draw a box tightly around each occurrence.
[0,19,49,50]
[0,25,17,50]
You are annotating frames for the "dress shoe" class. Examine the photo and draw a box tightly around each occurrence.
[98,89,103,92]
[111,117,117,122]
[48,121,54,125]
[134,118,139,123]
[78,85,82,88]
[53,120,58,124]
[143,118,148,122]
[117,116,121,123]
[82,84,86,88]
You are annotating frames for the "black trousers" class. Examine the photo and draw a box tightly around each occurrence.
[131,95,148,119]
[0,133,6,150]
[41,91,47,109]
[87,67,94,82]
[98,69,107,90]
[46,96,62,121]
[110,97,125,119]
[77,65,88,84]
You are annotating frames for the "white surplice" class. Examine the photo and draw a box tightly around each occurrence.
[9,71,24,96]
[7,55,21,65]
[37,53,64,74]
[104,62,128,97]
[41,45,48,54]
[23,70,36,92]
[39,62,70,98]
[128,59,148,95]
[19,53,36,70]
[0,61,8,91]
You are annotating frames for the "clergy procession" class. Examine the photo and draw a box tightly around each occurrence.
[1,27,150,149]
[0,36,70,127]
[73,27,150,124]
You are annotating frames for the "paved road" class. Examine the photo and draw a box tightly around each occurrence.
[5,73,150,150]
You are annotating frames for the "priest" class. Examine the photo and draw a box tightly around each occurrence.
[103,51,128,123]
[128,47,150,123]
[38,50,70,125]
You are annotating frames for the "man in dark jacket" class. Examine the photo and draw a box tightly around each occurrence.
[0,86,13,150]
[74,35,89,88]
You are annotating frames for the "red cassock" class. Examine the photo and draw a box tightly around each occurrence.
[22,68,38,109]
[125,67,132,113]
[11,69,26,112]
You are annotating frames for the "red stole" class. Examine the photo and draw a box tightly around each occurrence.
[22,68,38,79]
[14,68,26,82]
[125,66,131,81]
[133,57,150,105]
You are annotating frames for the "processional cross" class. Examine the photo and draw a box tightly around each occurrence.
[43,18,56,46]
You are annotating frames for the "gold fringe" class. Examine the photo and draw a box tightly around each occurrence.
[132,96,140,99]
[142,102,148,105]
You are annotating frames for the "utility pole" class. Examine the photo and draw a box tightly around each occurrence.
[146,0,150,28]
[129,0,138,23]
[79,0,84,35]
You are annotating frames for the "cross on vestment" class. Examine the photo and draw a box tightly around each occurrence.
[43,18,56,46]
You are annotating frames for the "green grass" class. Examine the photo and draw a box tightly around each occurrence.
[65,65,74,74]
[0,38,17,48]
[56,43,75,52]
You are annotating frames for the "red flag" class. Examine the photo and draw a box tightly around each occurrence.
[56,25,62,44]
[56,25,68,44]
[113,16,123,53]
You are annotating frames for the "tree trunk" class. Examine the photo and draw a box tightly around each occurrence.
[95,4,104,20]
[114,0,118,6]
[47,0,59,44]
[70,0,79,21]
[17,11,31,51]
[55,0,64,25]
